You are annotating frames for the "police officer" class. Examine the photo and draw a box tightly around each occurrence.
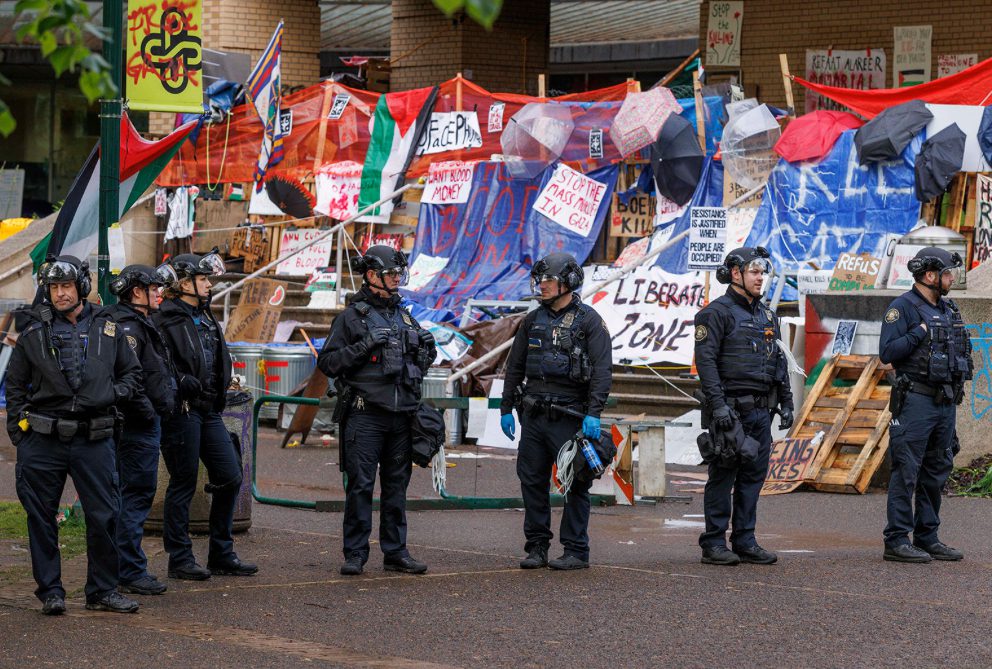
[499,253,612,570]
[106,264,178,595]
[155,252,257,580]
[317,246,436,576]
[879,247,972,563]
[693,247,794,566]
[6,256,142,614]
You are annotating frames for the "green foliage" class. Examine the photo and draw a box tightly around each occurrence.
[1,0,116,138]
[431,0,504,30]
[0,501,88,560]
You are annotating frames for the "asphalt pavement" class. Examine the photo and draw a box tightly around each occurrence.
[1,427,991,668]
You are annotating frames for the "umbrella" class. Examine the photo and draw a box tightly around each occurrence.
[978,106,992,167]
[854,99,933,164]
[609,87,683,158]
[720,103,781,190]
[650,114,704,206]
[914,123,965,202]
[264,174,316,218]
[500,102,575,179]
[774,110,864,163]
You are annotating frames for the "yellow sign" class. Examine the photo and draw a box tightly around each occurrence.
[125,0,203,113]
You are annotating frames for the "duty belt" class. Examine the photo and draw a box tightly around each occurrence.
[727,394,770,409]
[906,381,939,398]
[25,412,115,442]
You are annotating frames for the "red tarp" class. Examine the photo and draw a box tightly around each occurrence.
[773,110,864,163]
[794,56,992,119]
[155,78,634,187]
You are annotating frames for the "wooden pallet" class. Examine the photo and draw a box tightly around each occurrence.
[789,355,892,493]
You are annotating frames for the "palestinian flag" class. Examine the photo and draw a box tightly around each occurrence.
[357,85,438,224]
[30,113,196,270]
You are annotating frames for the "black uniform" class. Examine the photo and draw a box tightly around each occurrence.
[499,294,613,562]
[106,302,177,585]
[154,297,243,572]
[317,286,436,565]
[693,287,793,552]
[879,287,972,549]
[6,302,141,604]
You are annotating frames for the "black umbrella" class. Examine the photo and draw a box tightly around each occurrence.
[650,114,704,206]
[264,175,316,219]
[854,99,933,164]
[978,106,992,167]
[914,123,966,202]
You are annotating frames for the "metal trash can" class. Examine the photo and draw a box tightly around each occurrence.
[229,343,267,403]
[260,344,316,420]
[423,367,462,445]
[146,390,254,534]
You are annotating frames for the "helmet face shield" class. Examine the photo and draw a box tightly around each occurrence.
[156,263,179,286]
[742,258,771,275]
[380,266,409,286]
[38,260,80,286]
[530,273,561,294]
[198,253,225,276]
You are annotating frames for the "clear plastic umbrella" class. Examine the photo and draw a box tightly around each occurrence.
[500,103,575,178]
[609,87,683,158]
[721,102,782,189]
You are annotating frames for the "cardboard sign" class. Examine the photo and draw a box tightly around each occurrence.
[937,54,977,78]
[276,228,333,275]
[225,278,288,343]
[828,252,882,290]
[804,49,886,114]
[688,207,728,270]
[421,161,474,205]
[723,175,762,208]
[974,173,992,268]
[487,102,505,133]
[416,111,484,155]
[610,193,656,238]
[760,437,818,495]
[893,25,932,87]
[533,163,608,237]
[705,1,743,68]
[314,161,361,220]
[328,93,350,120]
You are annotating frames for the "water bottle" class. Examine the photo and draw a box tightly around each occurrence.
[580,438,605,477]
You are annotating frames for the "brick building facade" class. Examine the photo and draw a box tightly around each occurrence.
[699,0,991,112]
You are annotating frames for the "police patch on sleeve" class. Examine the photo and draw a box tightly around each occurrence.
[695,324,708,341]
[885,308,900,323]
[126,335,137,350]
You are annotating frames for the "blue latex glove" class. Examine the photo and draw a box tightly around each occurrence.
[582,415,601,439]
[500,413,516,440]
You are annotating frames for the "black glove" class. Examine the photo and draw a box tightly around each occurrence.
[360,328,390,353]
[134,395,157,422]
[419,329,435,347]
[712,404,734,431]
[113,383,130,402]
[180,374,202,397]
[778,406,794,431]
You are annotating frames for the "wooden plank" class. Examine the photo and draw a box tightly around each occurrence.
[788,355,839,438]
[856,399,889,410]
[845,399,892,489]
[856,432,891,492]
[814,396,849,408]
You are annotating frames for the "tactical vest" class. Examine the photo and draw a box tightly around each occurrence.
[50,309,93,393]
[715,299,779,393]
[898,292,974,386]
[524,305,592,394]
[193,312,220,391]
[348,301,424,395]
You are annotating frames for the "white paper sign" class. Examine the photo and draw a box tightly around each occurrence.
[421,161,475,205]
[589,265,706,366]
[937,54,977,78]
[314,161,362,220]
[705,1,743,67]
[886,243,927,289]
[893,25,932,87]
[276,228,333,275]
[796,268,833,318]
[688,207,728,270]
[487,102,505,133]
[416,111,484,155]
[328,93,350,120]
[533,163,608,237]
[407,253,449,291]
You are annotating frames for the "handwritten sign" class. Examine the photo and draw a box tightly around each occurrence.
[760,437,818,495]
[422,161,474,205]
[893,25,932,87]
[804,49,886,114]
[225,278,287,343]
[937,54,977,78]
[828,252,882,291]
[974,173,992,268]
[533,163,608,237]
[610,193,655,238]
[416,111,484,155]
[688,207,728,270]
[276,228,333,275]
[705,1,743,68]
[487,102,505,133]
[314,161,361,220]
[407,253,450,292]
[723,175,762,208]
[886,243,927,290]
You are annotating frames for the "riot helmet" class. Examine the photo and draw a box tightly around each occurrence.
[168,248,225,306]
[530,252,583,305]
[351,245,408,294]
[716,246,771,299]
[110,263,174,310]
[908,246,961,297]
[37,255,91,313]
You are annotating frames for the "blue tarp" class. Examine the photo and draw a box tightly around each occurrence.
[651,157,725,273]
[403,161,618,322]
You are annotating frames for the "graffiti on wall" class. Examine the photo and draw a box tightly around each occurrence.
[967,323,992,421]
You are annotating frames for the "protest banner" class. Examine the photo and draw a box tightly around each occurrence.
[828,252,882,290]
[804,49,886,114]
[416,111,484,155]
[893,25,932,87]
[314,161,361,220]
[125,0,204,112]
[422,161,475,205]
[886,243,927,289]
[589,265,706,366]
[937,54,977,78]
[974,173,992,268]
[760,437,818,495]
[705,1,743,68]
[610,193,655,238]
[276,228,333,275]
[688,207,728,270]
[534,163,609,237]
[225,278,287,343]
[487,102,505,133]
